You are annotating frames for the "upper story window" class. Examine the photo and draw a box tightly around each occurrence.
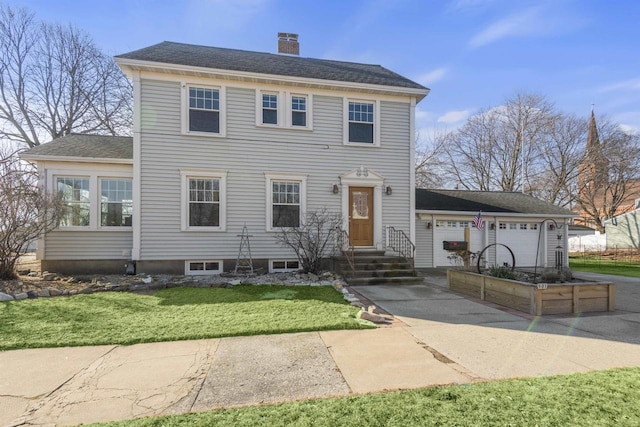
[344,99,379,146]
[256,90,312,130]
[100,179,132,227]
[291,95,307,127]
[262,93,278,125]
[349,101,374,143]
[189,87,219,133]
[57,177,90,227]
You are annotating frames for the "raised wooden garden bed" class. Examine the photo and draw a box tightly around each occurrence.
[447,269,615,316]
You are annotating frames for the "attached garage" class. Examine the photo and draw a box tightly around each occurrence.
[415,189,576,269]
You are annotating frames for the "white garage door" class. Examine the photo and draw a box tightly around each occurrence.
[434,220,485,267]
[496,222,542,267]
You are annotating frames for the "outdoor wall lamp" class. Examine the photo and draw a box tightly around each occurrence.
[426,221,432,229]
[549,224,555,230]
[490,222,495,230]
[332,183,339,194]
[385,185,392,195]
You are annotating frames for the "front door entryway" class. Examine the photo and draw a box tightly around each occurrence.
[349,186,374,246]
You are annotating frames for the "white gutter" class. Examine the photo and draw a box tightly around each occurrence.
[416,210,577,218]
[20,154,133,165]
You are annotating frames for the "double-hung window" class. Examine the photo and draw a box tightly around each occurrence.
[100,179,133,227]
[262,93,278,125]
[181,170,227,231]
[188,86,220,134]
[291,95,307,127]
[57,177,90,227]
[266,173,306,230]
[348,101,375,144]
[189,178,220,227]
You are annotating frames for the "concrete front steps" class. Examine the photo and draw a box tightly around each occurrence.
[335,250,422,286]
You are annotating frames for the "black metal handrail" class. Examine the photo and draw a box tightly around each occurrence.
[336,227,355,275]
[386,226,415,268]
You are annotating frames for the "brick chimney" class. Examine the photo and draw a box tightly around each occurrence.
[278,32,299,56]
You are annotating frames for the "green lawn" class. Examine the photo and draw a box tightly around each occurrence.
[93,367,640,427]
[0,285,372,350]
[570,258,640,277]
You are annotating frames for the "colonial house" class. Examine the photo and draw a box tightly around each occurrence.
[22,35,429,276]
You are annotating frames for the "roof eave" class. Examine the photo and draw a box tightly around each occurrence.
[115,57,430,101]
[21,154,133,165]
[416,210,577,218]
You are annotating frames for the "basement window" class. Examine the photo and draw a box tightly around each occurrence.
[185,260,223,275]
[270,259,300,273]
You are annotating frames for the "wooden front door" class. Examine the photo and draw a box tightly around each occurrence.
[349,187,374,246]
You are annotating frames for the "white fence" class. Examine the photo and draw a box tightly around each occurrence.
[568,233,606,252]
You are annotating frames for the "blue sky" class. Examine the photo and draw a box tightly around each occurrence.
[9,0,640,135]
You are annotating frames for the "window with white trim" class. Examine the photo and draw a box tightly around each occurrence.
[188,86,220,133]
[270,259,300,273]
[262,93,278,125]
[181,170,227,231]
[57,177,90,227]
[189,178,220,227]
[348,101,374,143]
[185,260,223,275]
[291,95,306,127]
[265,173,306,230]
[100,179,132,227]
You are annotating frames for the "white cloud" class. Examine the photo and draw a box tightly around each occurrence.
[437,110,471,124]
[469,7,544,47]
[619,124,638,135]
[416,67,448,86]
[599,77,640,92]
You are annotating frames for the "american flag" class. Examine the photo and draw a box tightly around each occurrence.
[473,211,485,230]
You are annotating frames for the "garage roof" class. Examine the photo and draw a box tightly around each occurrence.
[416,189,576,216]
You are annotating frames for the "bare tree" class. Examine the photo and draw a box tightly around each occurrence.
[274,208,343,274]
[0,4,132,148]
[529,114,587,207]
[575,118,640,231]
[444,93,557,192]
[0,147,63,279]
[415,129,448,188]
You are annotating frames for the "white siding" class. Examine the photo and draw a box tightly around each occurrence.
[606,210,640,249]
[415,217,433,268]
[45,231,133,260]
[138,79,413,261]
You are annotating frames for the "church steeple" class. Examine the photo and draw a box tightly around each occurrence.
[586,109,599,155]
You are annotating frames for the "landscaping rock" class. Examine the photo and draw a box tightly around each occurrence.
[14,292,28,300]
[37,289,50,297]
[27,272,39,277]
[48,288,62,297]
[42,273,57,281]
[358,310,390,324]
[17,269,30,276]
[26,290,37,299]
[0,292,14,301]
[79,287,94,294]
[142,276,153,284]
[228,279,242,286]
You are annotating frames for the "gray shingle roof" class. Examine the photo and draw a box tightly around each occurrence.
[21,134,133,160]
[116,41,428,91]
[416,189,576,216]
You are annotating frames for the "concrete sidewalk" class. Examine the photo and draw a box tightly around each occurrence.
[2,270,639,426]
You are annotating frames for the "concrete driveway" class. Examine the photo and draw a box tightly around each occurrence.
[351,270,640,380]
